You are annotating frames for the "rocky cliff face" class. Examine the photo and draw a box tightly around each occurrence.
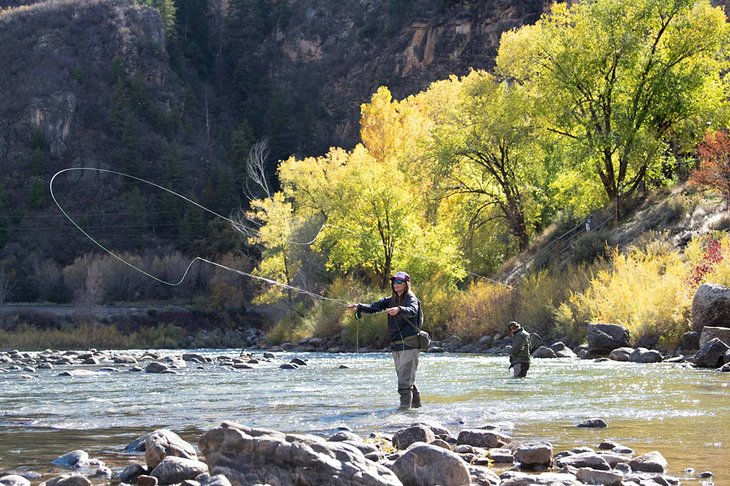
[254,0,547,150]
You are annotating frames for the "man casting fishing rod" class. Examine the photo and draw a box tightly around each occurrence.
[349,271,424,410]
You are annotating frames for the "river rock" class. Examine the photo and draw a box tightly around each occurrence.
[577,418,607,428]
[608,347,633,361]
[575,467,624,486]
[629,348,663,363]
[145,362,170,374]
[629,451,668,473]
[457,429,510,449]
[555,452,610,470]
[195,473,231,486]
[699,326,730,347]
[532,346,556,358]
[123,433,150,452]
[149,456,208,485]
[51,450,90,468]
[392,424,435,450]
[682,331,701,352]
[113,355,138,364]
[500,471,582,485]
[40,473,91,486]
[112,464,147,482]
[329,431,362,442]
[468,465,500,485]
[198,422,401,486]
[136,475,158,486]
[551,342,577,358]
[145,429,198,470]
[689,337,730,368]
[0,475,31,486]
[692,283,730,332]
[514,442,553,469]
[488,448,514,463]
[391,443,471,486]
[587,324,630,355]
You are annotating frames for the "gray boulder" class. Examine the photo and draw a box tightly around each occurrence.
[40,473,91,486]
[145,429,198,471]
[575,467,624,486]
[0,475,31,486]
[690,337,730,368]
[392,425,435,450]
[587,324,630,355]
[607,347,633,361]
[51,450,90,468]
[149,456,208,485]
[391,443,470,486]
[628,451,668,473]
[145,362,170,374]
[198,422,401,486]
[468,465,500,486]
[629,348,663,363]
[681,331,701,352]
[551,342,577,358]
[692,283,730,332]
[700,326,730,347]
[532,346,556,358]
[500,472,582,485]
[514,442,553,469]
[457,429,510,449]
[555,452,610,470]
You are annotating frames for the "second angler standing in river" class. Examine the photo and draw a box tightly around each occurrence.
[349,271,423,410]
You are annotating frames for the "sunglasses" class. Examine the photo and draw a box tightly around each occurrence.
[392,279,406,284]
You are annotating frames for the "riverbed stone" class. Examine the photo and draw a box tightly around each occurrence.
[514,442,553,469]
[551,342,578,358]
[689,337,730,368]
[532,346,556,358]
[391,443,470,486]
[145,429,198,471]
[577,418,608,428]
[500,471,582,485]
[329,431,362,442]
[629,451,668,473]
[198,422,401,486]
[629,348,663,363]
[587,323,630,355]
[555,452,611,470]
[699,326,730,347]
[51,450,90,468]
[607,347,633,361]
[195,473,231,486]
[113,464,147,482]
[468,465,500,486]
[457,429,510,449]
[41,473,91,486]
[150,456,208,485]
[0,475,31,486]
[575,467,624,486]
[692,283,730,332]
[136,475,158,486]
[392,424,435,450]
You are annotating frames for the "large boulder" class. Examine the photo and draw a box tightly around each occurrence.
[514,442,553,469]
[144,429,198,471]
[392,425,435,450]
[586,324,630,356]
[689,337,730,368]
[198,422,401,486]
[149,456,208,485]
[628,451,668,473]
[391,443,470,486]
[699,326,730,347]
[692,283,730,332]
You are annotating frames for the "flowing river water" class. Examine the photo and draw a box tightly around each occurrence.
[0,350,727,483]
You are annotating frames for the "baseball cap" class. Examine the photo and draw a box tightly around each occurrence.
[390,271,410,282]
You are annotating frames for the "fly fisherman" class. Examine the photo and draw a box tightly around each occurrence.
[349,271,423,410]
[508,321,531,378]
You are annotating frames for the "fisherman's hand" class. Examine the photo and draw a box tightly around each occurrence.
[348,304,359,313]
[385,306,400,316]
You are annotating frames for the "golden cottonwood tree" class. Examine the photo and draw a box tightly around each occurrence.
[497,0,730,218]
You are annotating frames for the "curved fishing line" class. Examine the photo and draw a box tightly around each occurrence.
[49,167,350,306]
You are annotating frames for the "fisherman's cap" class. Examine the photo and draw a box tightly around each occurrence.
[508,321,521,330]
[390,271,411,282]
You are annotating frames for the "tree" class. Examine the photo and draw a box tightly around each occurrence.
[497,0,730,218]
[0,263,15,305]
[429,71,546,252]
[690,131,730,209]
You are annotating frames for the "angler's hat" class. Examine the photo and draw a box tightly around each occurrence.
[390,271,411,282]
[508,321,521,331]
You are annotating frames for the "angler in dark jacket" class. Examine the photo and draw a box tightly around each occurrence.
[349,271,423,409]
[508,321,531,378]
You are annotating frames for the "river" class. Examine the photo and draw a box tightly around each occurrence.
[0,350,727,483]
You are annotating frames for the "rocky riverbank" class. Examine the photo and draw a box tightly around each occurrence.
[0,419,716,486]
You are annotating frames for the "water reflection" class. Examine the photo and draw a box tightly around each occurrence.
[0,350,727,481]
